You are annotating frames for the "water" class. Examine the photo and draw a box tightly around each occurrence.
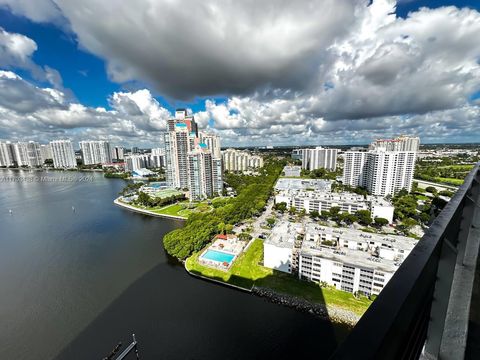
[201,249,235,263]
[0,169,347,359]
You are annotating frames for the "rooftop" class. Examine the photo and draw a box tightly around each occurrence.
[274,178,332,192]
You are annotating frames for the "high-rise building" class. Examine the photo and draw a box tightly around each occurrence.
[50,140,77,168]
[369,135,420,152]
[124,154,152,172]
[164,109,223,198]
[26,141,43,167]
[40,144,52,161]
[79,140,112,165]
[0,141,15,167]
[199,132,221,159]
[150,148,165,168]
[112,146,124,161]
[343,146,417,196]
[301,147,338,171]
[221,149,263,172]
[12,142,29,167]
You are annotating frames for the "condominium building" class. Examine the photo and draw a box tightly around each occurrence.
[283,165,301,177]
[200,132,221,158]
[150,148,165,168]
[369,135,420,152]
[301,147,338,171]
[0,141,44,167]
[164,109,223,198]
[40,144,52,160]
[124,154,151,172]
[264,221,417,295]
[222,149,263,172]
[111,146,124,161]
[79,140,112,165]
[275,190,394,223]
[0,141,16,167]
[343,138,418,196]
[50,140,77,168]
[291,149,303,161]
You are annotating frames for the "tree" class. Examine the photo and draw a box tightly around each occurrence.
[225,224,234,234]
[374,217,389,227]
[289,206,297,215]
[355,210,372,226]
[401,217,418,229]
[438,190,454,197]
[238,232,252,241]
[425,186,437,194]
[309,210,319,219]
[274,202,287,213]
[266,217,276,226]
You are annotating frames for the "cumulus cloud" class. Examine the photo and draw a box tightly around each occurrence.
[0,71,170,146]
[0,0,480,145]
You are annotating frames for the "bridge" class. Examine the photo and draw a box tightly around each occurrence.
[332,164,480,359]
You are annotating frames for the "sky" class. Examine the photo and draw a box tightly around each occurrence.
[0,0,479,148]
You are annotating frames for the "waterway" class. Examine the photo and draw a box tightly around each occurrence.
[0,169,346,359]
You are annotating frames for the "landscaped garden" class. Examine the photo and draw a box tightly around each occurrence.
[186,239,372,316]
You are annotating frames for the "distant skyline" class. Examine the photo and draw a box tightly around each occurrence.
[1,0,480,147]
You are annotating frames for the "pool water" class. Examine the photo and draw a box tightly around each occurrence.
[201,250,235,263]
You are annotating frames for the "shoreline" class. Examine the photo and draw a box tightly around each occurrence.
[184,261,359,327]
[113,197,187,220]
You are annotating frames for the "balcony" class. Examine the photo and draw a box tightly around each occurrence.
[331,163,480,359]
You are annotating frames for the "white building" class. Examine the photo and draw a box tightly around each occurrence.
[275,190,394,223]
[222,149,263,172]
[283,165,301,177]
[124,154,151,172]
[369,135,420,152]
[150,148,165,168]
[0,141,16,167]
[50,140,77,168]
[301,147,338,171]
[40,144,52,161]
[264,221,417,295]
[111,146,124,161]
[343,149,417,196]
[164,122,195,189]
[200,132,221,159]
[79,140,112,165]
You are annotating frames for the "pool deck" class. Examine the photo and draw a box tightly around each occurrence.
[113,197,187,220]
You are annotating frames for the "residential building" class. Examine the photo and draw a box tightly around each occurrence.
[40,144,52,161]
[264,221,417,295]
[369,135,420,152]
[112,146,124,161]
[150,148,165,168]
[164,109,223,198]
[283,165,301,177]
[79,140,112,165]
[301,147,338,171]
[343,138,418,196]
[275,190,394,223]
[222,149,263,172]
[274,178,332,192]
[124,154,152,172]
[0,141,16,167]
[50,140,77,168]
[200,132,221,158]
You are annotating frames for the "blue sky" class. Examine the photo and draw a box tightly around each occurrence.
[0,0,480,146]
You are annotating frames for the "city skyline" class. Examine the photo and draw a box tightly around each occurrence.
[1,0,480,147]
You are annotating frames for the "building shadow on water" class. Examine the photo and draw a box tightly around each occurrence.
[53,260,349,360]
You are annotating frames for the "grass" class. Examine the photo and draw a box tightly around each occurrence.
[152,203,187,217]
[186,239,372,316]
[415,194,429,201]
[434,177,464,186]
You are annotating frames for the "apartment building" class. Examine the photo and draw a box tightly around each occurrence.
[49,140,77,168]
[301,147,338,171]
[222,149,263,172]
[79,140,112,165]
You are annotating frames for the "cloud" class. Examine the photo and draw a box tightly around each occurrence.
[1,0,480,146]
[0,0,62,23]
[0,71,170,146]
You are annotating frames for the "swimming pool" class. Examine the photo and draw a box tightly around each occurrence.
[201,249,235,264]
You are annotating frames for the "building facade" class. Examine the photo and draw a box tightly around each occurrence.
[50,140,77,168]
[124,154,151,172]
[369,135,420,152]
[222,149,263,172]
[79,140,112,165]
[343,148,417,196]
[0,141,16,167]
[264,221,417,295]
[301,147,338,171]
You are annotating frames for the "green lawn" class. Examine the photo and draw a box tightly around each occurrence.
[152,203,187,217]
[186,239,372,316]
[415,194,429,201]
[146,200,214,218]
[434,177,464,186]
